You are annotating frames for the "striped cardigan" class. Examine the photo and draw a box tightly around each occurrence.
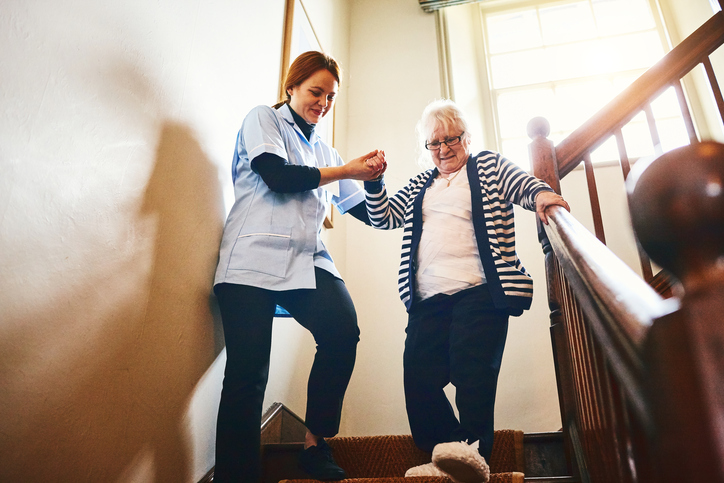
[364,151,553,315]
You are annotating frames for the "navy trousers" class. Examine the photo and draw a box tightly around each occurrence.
[404,283,509,462]
[213,268,360,483]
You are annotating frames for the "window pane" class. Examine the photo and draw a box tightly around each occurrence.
[589,135,619,163]
[657,118,690,152]
[539,1,596,45]
[621,112,656,159]
[501,138,532,171]
[553,79,614,131]
[483,0,671,168]
[486,9,542,54]
[546,31,664,81]
[651,86,683,118]
[497,88,555,138]
[593,0,655,36]
[490,49,550,88]
[605,31,665,71]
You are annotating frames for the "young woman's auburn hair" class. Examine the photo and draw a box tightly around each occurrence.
[273,51,341,109]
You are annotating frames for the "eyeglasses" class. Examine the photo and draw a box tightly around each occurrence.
[425,133,465,150]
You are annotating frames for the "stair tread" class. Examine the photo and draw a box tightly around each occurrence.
[262,432,571,483]
[281,473,524,483]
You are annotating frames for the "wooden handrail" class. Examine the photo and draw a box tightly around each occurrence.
[528,2,724,479]
[544,207,675,348]
[543,205,678,425]
[556,10,724,177]
[535,142,724,482]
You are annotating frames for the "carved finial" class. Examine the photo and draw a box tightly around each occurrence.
[626,141,724,293]
[527,117,551,140]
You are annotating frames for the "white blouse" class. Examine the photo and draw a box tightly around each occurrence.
[415,168,486,301]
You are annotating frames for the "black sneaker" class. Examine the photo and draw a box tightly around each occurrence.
[297,438,347,480]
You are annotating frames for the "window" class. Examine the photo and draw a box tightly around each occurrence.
[481,0,686,169]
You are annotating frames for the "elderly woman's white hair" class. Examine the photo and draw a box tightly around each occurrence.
[416,99,472,168]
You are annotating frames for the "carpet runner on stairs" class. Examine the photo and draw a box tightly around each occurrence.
[279,431,525,483]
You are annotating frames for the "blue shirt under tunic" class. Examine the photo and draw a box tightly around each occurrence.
[214,103,365,290]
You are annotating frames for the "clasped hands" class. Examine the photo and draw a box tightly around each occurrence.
[347,150,387,181]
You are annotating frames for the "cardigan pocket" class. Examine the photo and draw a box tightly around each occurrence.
[228,227,292,278]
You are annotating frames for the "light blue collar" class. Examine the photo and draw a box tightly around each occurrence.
[279,103,319,146]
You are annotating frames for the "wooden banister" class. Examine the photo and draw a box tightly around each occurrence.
[528,5,724,481]
[538,140,724,482]
[544,206,672,349]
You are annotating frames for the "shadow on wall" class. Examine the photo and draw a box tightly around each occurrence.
[0,123,225,483]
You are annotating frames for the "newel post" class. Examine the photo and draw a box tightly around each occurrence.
[527,117,578,477]
[528,116,561,194]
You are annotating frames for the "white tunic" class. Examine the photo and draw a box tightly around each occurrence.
[416,168,486,301]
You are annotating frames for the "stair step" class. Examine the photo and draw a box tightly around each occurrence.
[524,477,580,482]
[252,404,575,483]
[263,433,525,482]
[523,432,570,478]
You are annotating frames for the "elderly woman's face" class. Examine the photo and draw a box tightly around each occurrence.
[428,123,470,175]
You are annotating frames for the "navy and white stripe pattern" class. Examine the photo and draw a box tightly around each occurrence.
[365,150,553,314]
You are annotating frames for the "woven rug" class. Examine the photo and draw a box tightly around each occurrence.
[280,431,524,482]
[280,473,524,483]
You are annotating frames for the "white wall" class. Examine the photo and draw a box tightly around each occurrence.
[3,0,719,481]
[0,0,348,481]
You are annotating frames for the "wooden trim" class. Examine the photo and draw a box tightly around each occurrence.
[278,0,295,104]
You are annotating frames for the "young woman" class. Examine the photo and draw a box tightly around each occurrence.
[213,51,386,483]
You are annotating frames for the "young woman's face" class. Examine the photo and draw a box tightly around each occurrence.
[288,69,338,125]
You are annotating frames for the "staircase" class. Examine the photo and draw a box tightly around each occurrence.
[255,403,576,483]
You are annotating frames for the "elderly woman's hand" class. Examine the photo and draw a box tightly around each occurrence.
[535,191,570,225]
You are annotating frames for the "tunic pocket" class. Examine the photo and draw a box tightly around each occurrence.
[228,227,292,278]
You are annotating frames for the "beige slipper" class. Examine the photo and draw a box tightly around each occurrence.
[431,441,490,483]
[405,462,460,482]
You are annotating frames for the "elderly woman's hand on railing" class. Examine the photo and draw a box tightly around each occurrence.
[535,191,570,225]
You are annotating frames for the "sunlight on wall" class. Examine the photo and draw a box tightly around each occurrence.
[0,1,286,481]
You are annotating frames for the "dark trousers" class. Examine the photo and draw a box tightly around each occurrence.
[404,284,509,462]
[213,268,360,483]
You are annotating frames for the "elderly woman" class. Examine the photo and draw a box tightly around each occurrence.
[364,99,568,482]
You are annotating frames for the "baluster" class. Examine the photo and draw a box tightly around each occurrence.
[642,103,662,155]
[583,153,606,244]
[703,57,724,126]
[615,129,654,282]
[673,81,698,143]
